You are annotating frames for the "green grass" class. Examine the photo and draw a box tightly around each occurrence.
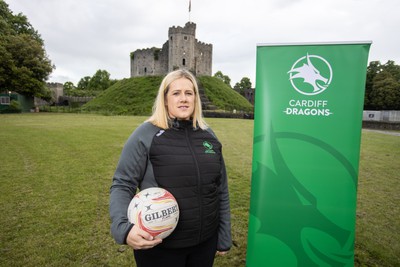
[355,130,400,266]
[0,114,398,267]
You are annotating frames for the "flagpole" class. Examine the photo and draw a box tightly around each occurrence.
[189,0,191,22]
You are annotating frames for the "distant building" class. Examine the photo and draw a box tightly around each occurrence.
[130,22,212,77]
[244,88,255,105]
[34,82,64,107]
[47,82,64,103]
[0,91,34,113]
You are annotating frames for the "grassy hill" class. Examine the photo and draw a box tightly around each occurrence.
[82,76,162,115]
[82,75,253,115]
[198,76,253,112]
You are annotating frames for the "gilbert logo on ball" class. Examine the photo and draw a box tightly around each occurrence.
[127,187,179,239]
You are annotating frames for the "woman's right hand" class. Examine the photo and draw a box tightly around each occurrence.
[126,224,162,250]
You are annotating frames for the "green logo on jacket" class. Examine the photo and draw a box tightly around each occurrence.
[203,141,216,154]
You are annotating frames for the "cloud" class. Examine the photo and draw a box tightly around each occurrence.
[6,0,400,85]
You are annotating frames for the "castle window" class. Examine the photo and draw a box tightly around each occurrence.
[144,67,147,73]
[170,36,173,41]
[182,58,186,66]
[184,36,188,40]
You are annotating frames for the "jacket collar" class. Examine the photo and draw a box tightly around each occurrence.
[169,118,198,130]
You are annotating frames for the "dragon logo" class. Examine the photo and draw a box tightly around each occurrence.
[203,141,216,154]
[288,54,333,95]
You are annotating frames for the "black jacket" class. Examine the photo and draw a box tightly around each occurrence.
[109,120,232,251]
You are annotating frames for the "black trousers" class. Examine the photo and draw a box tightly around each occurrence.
[133,234,218,267]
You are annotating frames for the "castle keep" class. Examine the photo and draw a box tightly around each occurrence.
[130,22,212,77]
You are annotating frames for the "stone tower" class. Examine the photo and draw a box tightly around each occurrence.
[130,22,212,77]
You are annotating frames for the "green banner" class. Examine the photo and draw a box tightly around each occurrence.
[246,42,371,267]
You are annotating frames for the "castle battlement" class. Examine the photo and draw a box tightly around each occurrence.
[196,40,212,47]
[168,22,196,36]
[135,47,160,53]
[47,82,63,86]
[130,22,212,77]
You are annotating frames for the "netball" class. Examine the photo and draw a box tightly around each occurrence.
[127,187,179,239]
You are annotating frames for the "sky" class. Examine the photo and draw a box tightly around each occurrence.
[6,0,400,86]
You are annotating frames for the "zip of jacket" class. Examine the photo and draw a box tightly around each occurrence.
[184,126,204,243]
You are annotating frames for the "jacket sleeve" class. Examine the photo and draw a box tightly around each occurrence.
[109,124,149,244]
[217,154,232,251]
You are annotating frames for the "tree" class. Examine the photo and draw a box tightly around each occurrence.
[364,60,400,110]
[77,70,112,92]
[88,69,111,91]
[63,81,75,95]
[77,76,91,90]
[369,71,400,110]
[213,71,231,87]
[233,77,252,96]
[383,60,400,81]
[364,61,382,110]
[70,70,116,96]
[0,0,54,99]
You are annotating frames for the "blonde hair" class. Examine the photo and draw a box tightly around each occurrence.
[146,69,207,130]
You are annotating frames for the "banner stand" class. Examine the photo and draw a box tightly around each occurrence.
[246,41,371,267]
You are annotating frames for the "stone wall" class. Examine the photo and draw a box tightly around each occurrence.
[130,47,168,77]
[194,41,212,76]
[47,82,64,103]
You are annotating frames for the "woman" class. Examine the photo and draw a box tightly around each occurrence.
[109,69,232,267]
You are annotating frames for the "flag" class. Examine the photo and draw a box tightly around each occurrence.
[189,0,191,12]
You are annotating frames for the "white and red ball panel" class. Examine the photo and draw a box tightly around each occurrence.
[127,187,179,239]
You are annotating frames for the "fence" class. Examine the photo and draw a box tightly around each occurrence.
[363,110,400,123]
